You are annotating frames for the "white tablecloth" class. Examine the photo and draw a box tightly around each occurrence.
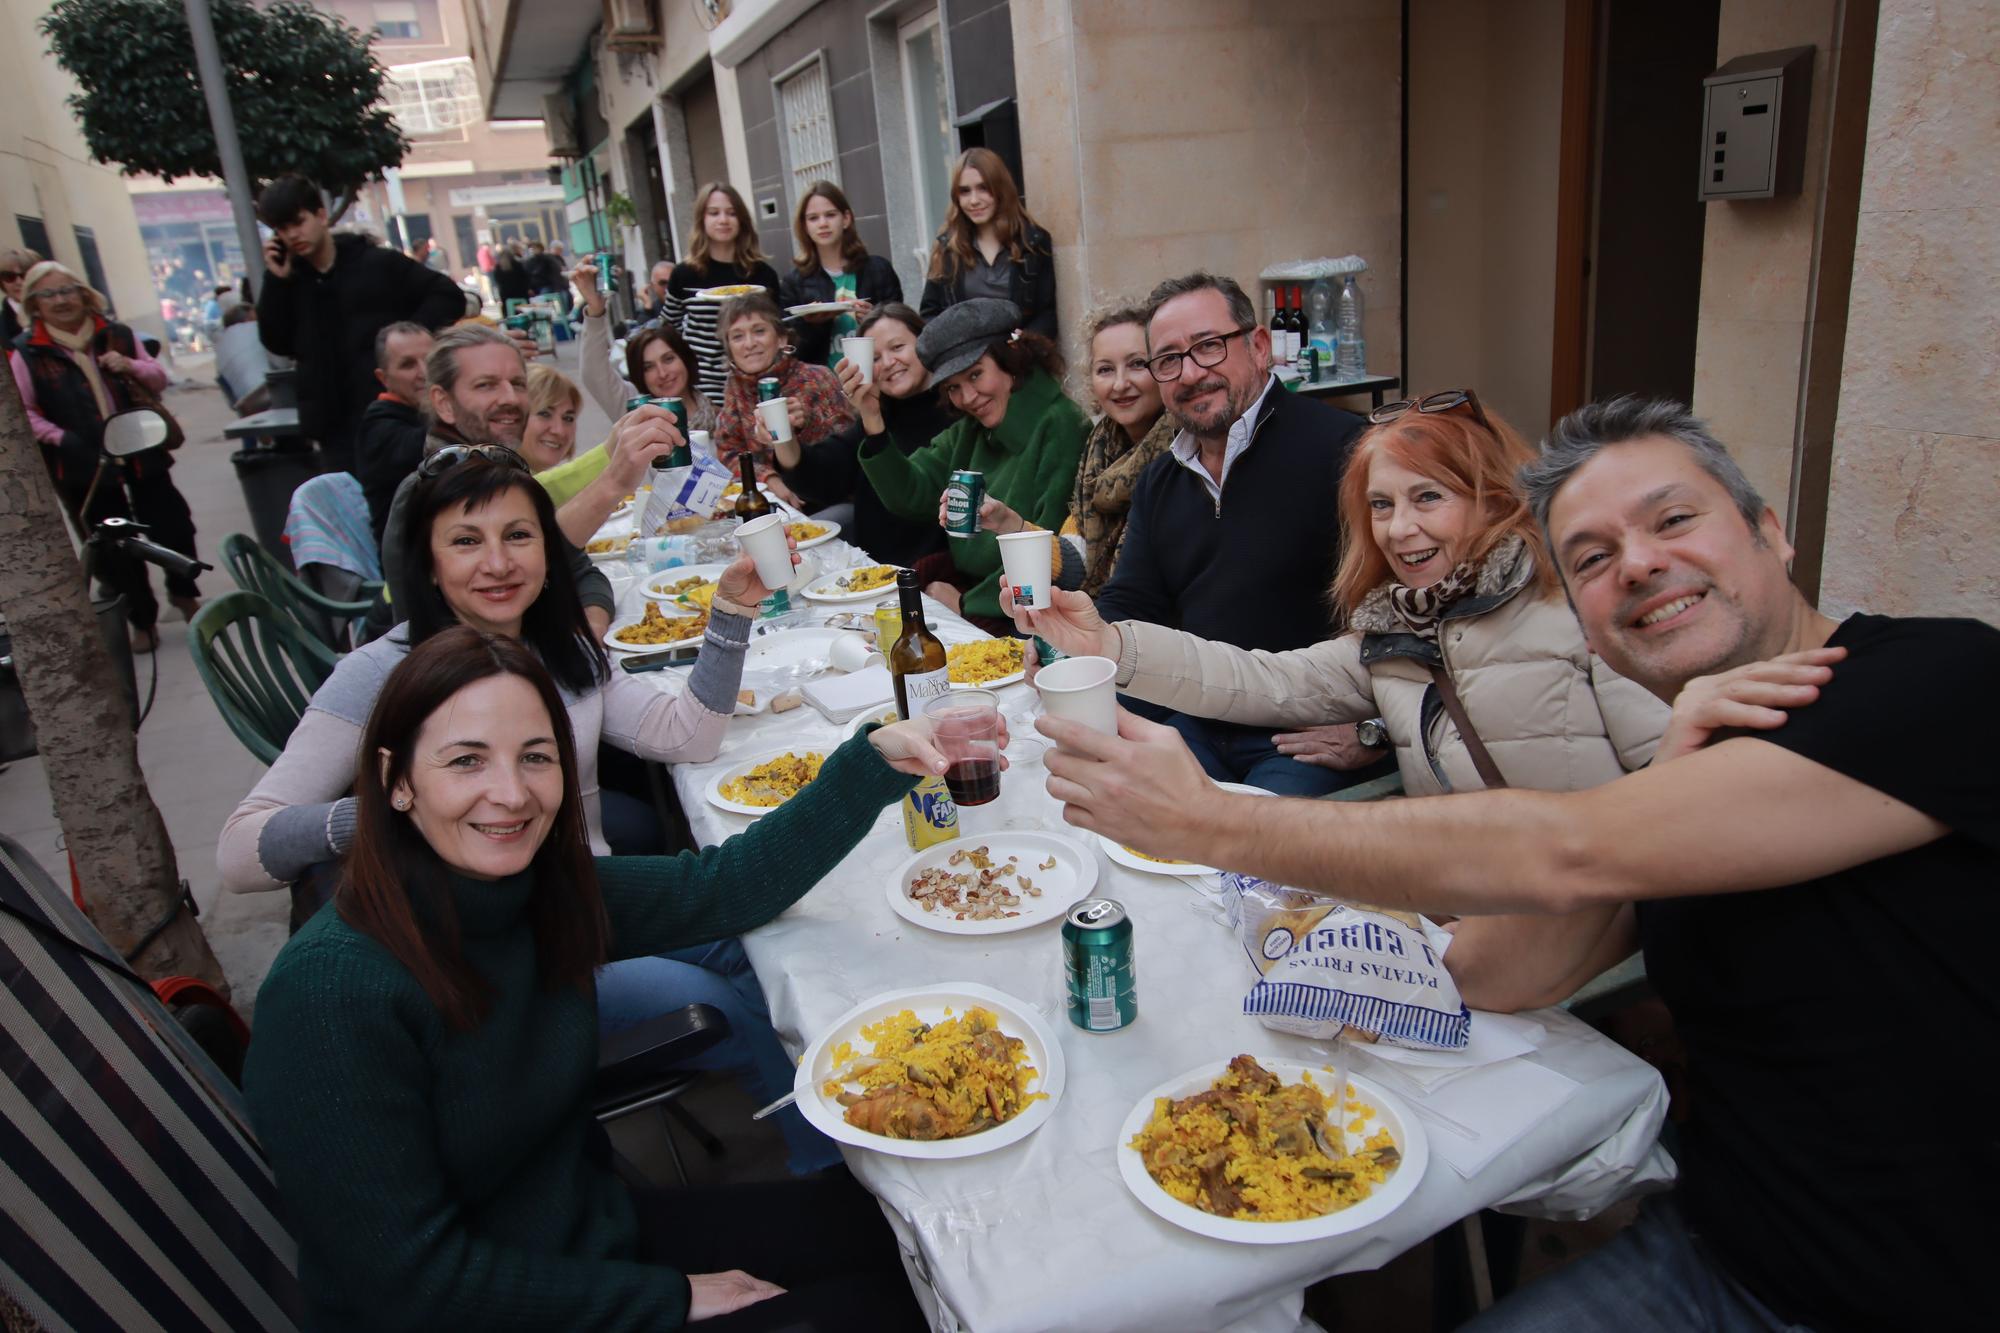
[607,536,1675,1333]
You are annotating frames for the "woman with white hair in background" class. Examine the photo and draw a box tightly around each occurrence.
[9,260,204,651]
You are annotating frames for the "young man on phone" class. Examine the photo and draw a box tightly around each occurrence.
[254,173,464,471]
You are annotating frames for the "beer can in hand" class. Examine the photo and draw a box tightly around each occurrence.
[943,470,985,540]
[1063,898,1136,1032]
[756,376,782,403]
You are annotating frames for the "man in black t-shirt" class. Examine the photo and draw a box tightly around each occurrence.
[1035,397,1994,1331]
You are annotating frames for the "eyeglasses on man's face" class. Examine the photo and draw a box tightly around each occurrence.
[417,444,530,479]
[1145,326,1256,383]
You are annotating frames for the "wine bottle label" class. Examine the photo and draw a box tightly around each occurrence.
[899,667,951,720]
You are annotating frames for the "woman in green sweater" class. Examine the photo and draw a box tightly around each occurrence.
[857,297,1086,633]
[242,627,972,1331]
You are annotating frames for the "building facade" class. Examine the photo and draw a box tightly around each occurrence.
[0,1,160,340]
[476,0,1994,625]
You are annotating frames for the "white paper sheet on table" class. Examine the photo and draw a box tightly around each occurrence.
[1362,1054,1582,1178]
[1360,1010,1546,1082]
[802,665,895,721]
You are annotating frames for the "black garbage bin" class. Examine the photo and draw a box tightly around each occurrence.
[0,596,141,762]
[230,442,322,570]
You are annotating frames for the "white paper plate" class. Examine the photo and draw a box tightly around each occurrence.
[702,745,833,817]
[944,637,1028,691]
[744,626,849,673]
[792,983,1066,1159]
[586,539,631,565]
[602,603,702,654]
[641,563,733,601]
[786,519,842,550]
[692,285,766,302]
[1117,1062,1427,1244]
[787,300,860,317]
[802,566,903,604]
[1099,782,1275,877]
[1099,835,1219,879]
[886,832,1096,935]
[842,704,903,740]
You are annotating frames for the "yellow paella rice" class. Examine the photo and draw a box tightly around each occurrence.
[945,637,1025,685]
[613,602,708,646]
[1122,845,1196,866]
[585,535,629,555]
[820,1006,1043,1141]
[1129,1054,1401,1222]
[830,564,898,593]
[787,521,829,543]
[718,751,824,807]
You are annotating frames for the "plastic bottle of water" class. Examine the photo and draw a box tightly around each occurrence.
[1336,274,1366,377]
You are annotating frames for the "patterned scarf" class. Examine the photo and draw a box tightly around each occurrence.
[1072,412,1177,594]
[45,316,115,417]
[1386,534,1527,639]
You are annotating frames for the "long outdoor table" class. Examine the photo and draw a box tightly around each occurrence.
[602,536,1674,1333]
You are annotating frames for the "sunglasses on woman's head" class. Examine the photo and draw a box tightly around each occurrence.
[1370,389,1492,433]
[416,444,531,479]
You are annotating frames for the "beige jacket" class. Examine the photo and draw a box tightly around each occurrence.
[1115,546,1667,796]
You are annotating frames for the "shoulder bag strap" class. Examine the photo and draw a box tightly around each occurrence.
[1426,662,1508,789]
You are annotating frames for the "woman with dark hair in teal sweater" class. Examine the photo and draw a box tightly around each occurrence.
[241,627,971,1331]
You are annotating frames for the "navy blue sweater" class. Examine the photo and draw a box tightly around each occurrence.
[1094,384,1364,653]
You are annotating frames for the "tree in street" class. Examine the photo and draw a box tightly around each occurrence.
[41,0,408,219]
[0,375,227,994]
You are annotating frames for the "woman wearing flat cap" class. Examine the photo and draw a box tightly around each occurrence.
[857,297,1085,634]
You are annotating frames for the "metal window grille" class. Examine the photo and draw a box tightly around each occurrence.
[779,58,840,203]
[383,57,480,136]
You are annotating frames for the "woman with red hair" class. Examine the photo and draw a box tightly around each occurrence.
[1009,390,1668,799]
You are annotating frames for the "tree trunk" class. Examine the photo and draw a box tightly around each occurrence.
[0,372,227,995]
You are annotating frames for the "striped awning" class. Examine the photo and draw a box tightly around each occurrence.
[0,837,301,1331]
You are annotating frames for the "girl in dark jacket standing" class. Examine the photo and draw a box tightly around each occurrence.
[664,183,782,403]
[777,181,902,369]
[918,149,1056,339]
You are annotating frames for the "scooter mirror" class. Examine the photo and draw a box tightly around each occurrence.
[102,408,171,458]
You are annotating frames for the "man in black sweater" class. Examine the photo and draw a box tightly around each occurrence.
[354,322,433,543]
[1092,272,1392,796]
[255,174,466,471]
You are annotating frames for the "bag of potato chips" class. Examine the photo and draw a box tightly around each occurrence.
[1222,873,1470,1049]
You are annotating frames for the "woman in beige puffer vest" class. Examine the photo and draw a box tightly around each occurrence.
[1016,393,1668,797]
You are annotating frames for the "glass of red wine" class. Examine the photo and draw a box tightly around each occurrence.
[925,688,1003,807]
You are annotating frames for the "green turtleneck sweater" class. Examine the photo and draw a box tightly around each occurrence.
[242,733,914,1332]
[858,367,1086,619]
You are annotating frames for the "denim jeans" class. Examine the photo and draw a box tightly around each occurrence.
[1164,713,1397,798]
[596,937,839,1175]
[1464,1197,1813,1333]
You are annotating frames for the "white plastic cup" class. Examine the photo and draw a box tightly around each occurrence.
[756,396,794,444]
[1034,654,1118,738]
[734,513,794,591]
[841,336,876,383]
[828,632,884,673]
[996,530,1054,610]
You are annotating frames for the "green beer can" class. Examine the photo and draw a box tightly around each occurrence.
[756,377,782,403]
[1063,898,1136,1032]
[943,469,984,540]
[624,395,653,413]
[659,395,689,435]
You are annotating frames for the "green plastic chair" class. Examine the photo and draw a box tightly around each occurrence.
[219,532,380,654]
[1322,770,1406,802]
[187,592,339,764]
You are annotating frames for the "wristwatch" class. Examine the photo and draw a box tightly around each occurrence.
[1356,718,1389,750]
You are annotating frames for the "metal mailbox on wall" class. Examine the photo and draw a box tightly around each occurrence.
[1699,47,1815,201]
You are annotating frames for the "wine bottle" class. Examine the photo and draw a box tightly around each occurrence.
[889,568,949,721]
[733,453,773,521]
[1267,287,1287,364]
[1288,285,1309,370]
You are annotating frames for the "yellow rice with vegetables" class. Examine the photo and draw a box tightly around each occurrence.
[718,751,823,807]
[821,1006,1043,1141]
[1129,1054,1401,1221]
[946,637,1024,685]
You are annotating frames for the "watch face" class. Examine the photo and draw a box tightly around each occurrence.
[1358,720,1388,749]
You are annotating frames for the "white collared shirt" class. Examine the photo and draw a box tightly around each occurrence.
[1166,374,1279,507]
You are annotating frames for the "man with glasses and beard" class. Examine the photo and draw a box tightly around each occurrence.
[1088,271,1391,795]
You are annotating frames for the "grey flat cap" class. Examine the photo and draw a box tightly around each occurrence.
[916,298,1023,383]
